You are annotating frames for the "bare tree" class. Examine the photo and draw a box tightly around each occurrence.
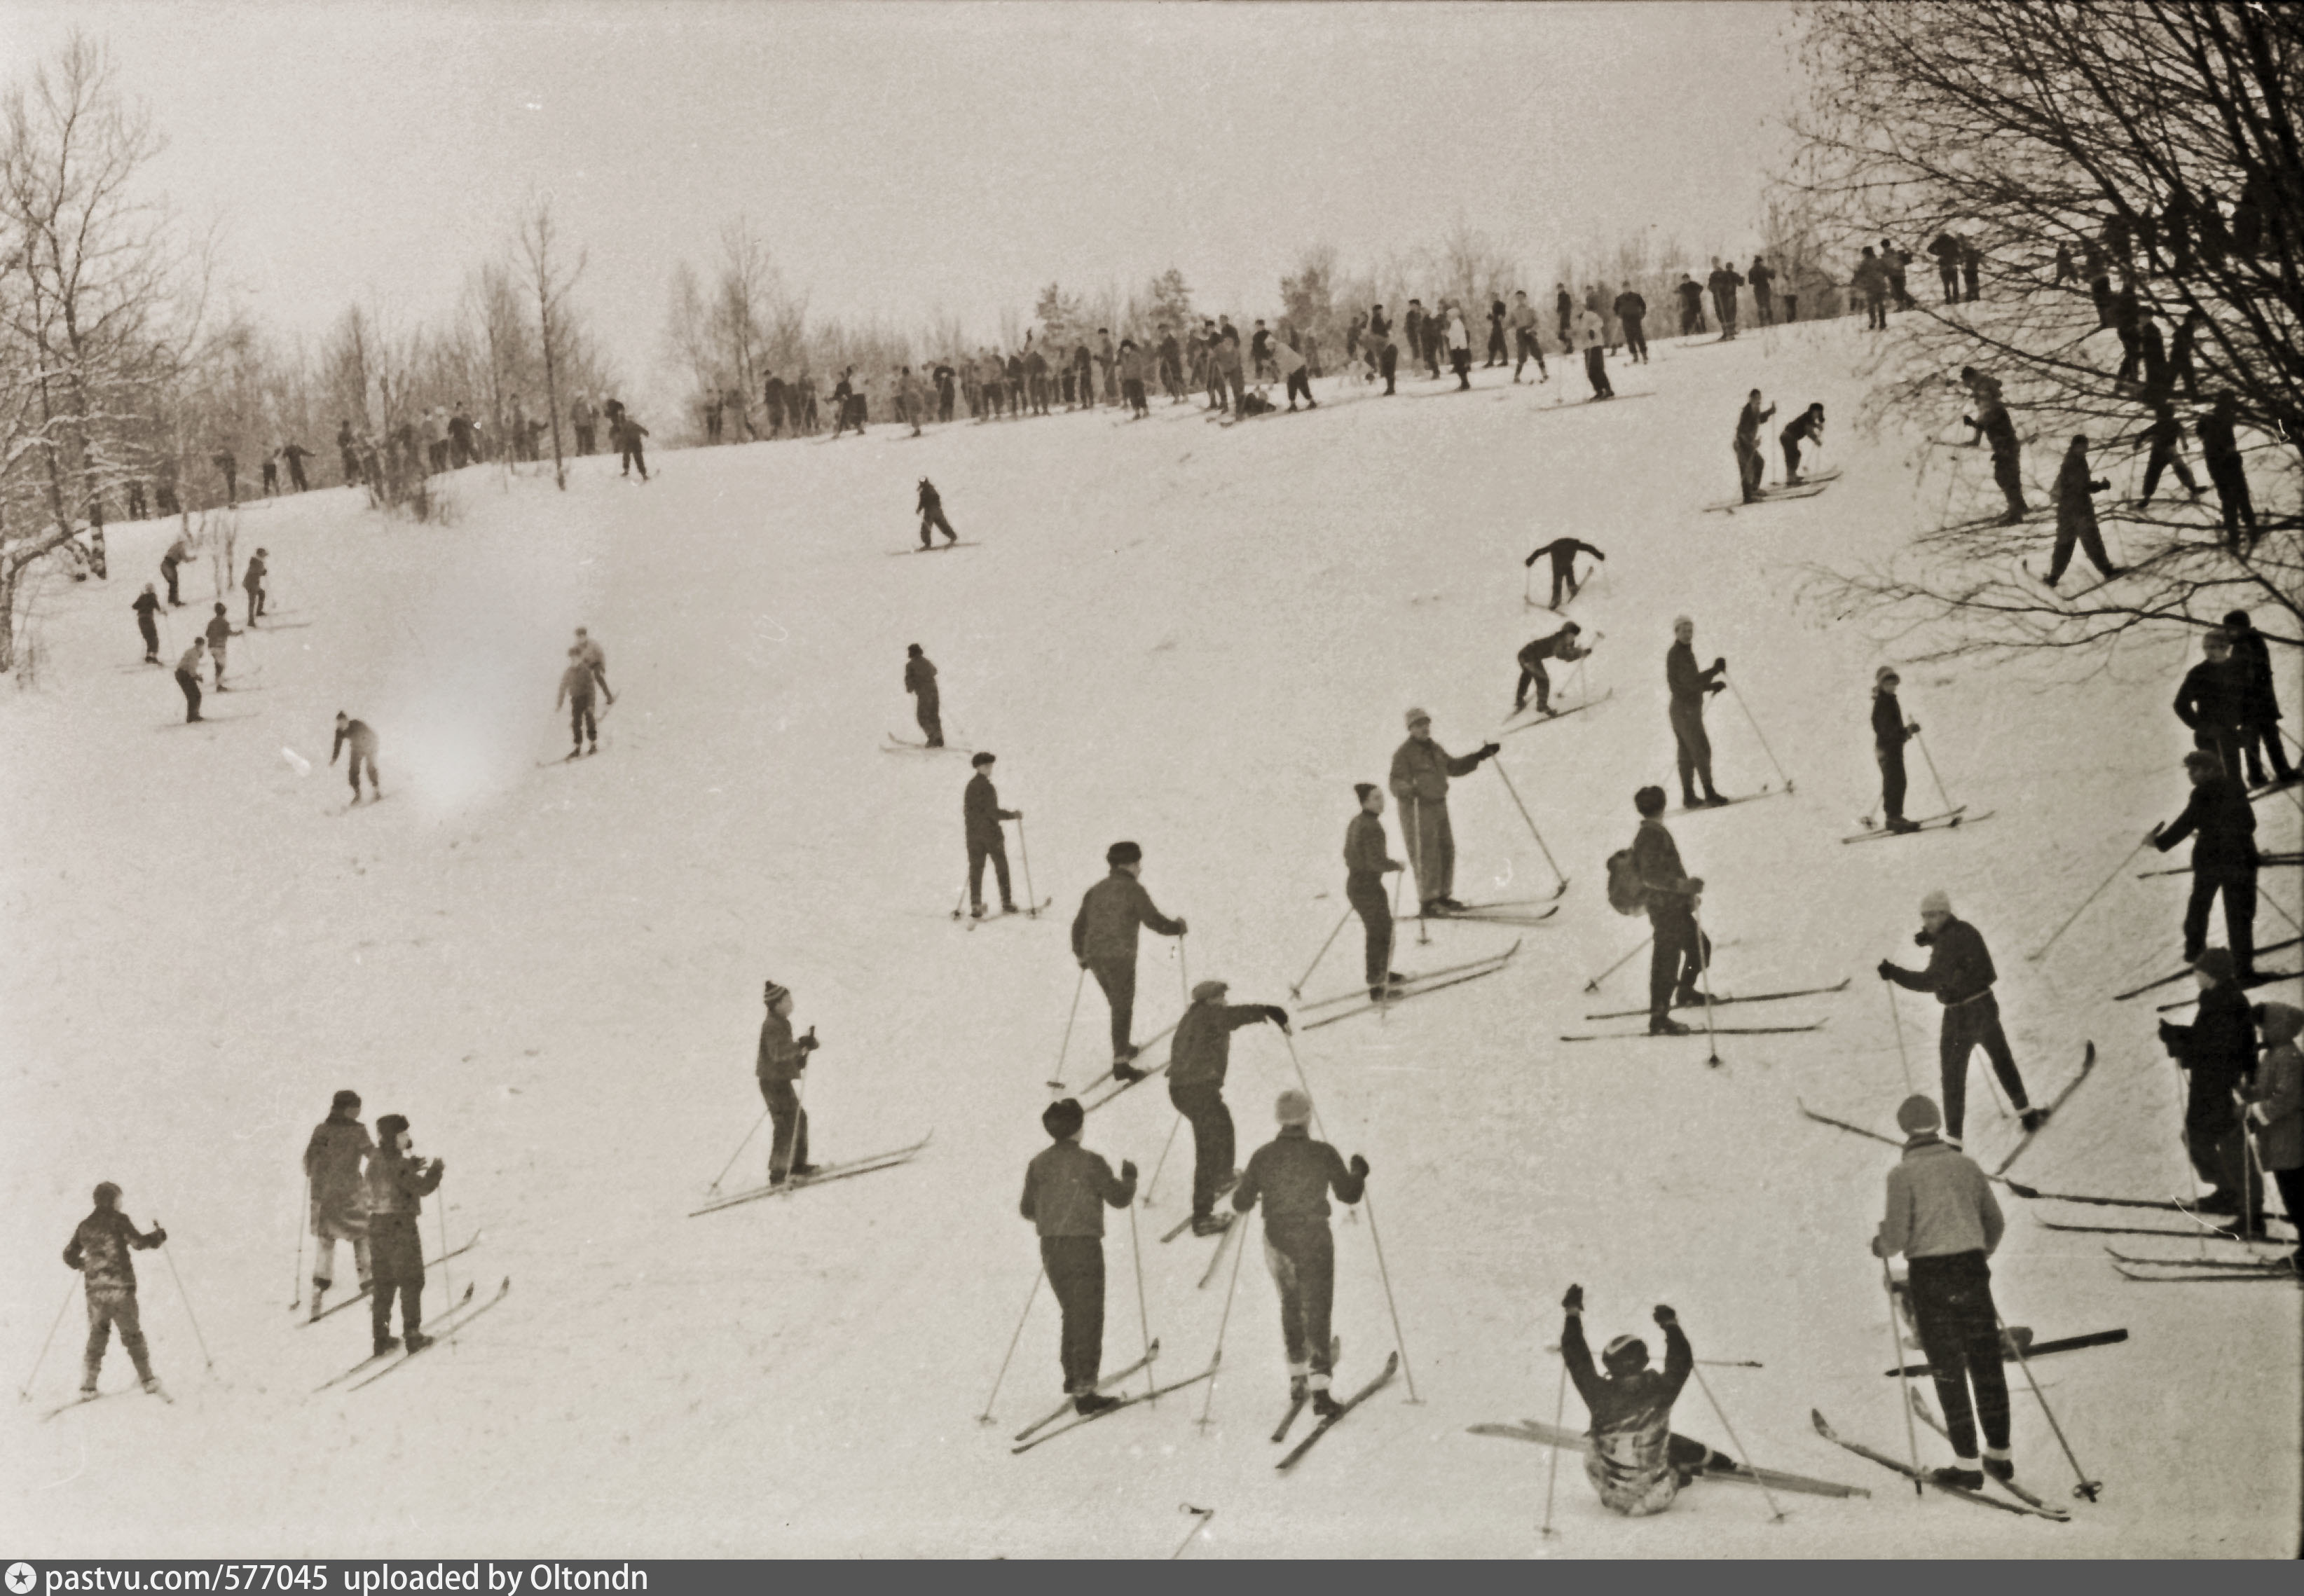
[519,198,584,490]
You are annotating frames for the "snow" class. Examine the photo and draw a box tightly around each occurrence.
[3,326,2295,1557]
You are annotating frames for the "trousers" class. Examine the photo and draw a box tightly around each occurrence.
[83,1287,154,1388]
[913,690,943,745]
[758,1077,809,1179]
[1938,991,2029,1141]
[2184,1115,2247,1205]
[1168,1081,1235,1220]
[1041,1235,1105,1394]
[1669,701,1717,801]
[1263,1220,1338,1380]
[2183,866,2256,974]
[176,668,203,722]
[968,837,1013,909]
[1878,743,1908,823]
[1089,957,1137,1058]
[1620,315,1647,362]
[1649,907,1710,1019]
[1905,1251,2010,1459]
[1402,798,1457,904]
[369,1213,426,1343]
[568,693,596,750]
[1348,879,1394,989]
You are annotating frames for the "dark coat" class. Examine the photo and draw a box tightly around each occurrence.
[1343,811,1401,885]
[64,1209,162,1293]
[1230,1124,1363,1225]
[2163,982,2255,1129]
[1872,689,1910,750]
[1020,1141,1134,1238]
[1168,1000,1267,1090]
[1884,915,1996,1007]
[303,1113,375,1232]
[1071,871,1184,962]
[2155,772,2258,874]
[1666,642,1724,709]
[964,771,1015,848]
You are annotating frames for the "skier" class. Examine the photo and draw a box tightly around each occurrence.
[1960,376,2028,524]
[1733,390,1776,503]
[1666,617,1727,808]
[2155,950,2258,1223]
[571,394,598,455]
[1169,980,1289,1236]
[2151,748,2258,979]
[556,645,600,759]
[338,421,362,484]
[1446,304,1472,390]
[331,712,381,802]
[303,1089,374,1320]
[1509,290,1548,381]
[1558,1286,1732,1515]
[160,533,190,607]
[62,1182,168,1399]
[1387,709,1501,916]
[1020,1096,1138,1415]
[1343,783,1407,1002]
[200,603,240,690]
[570,627,614,703]
[1928,233,1963,303]
[1575,306,1613,399]
[1748,255,1775,324]
[1553,285,1573,349]
[2137,401,2200,504]
[173,638,207,722]
[896,366,924,436]
[2196,394,2258,551]
[1852,247,1888,330]
[755,980,822,1184]
[1878,891,2043,1141]
[2223,610,2294,787]
[1514,621,1592,716]
[1779,403,1825,485]
[1673,273,1705,337]
[1486,298,1509,367]
[2173,628,2247,780]
[1523,537,1605,611]
[1274,336,1315,412]
[280,441,311,492]
[903,644,944,748]
[242,546,268,626]
[2043,434,2117,586]
[132,583,162,663]
[1612,287,1648,364]
[212,448,238,507]
[1369,306,1399,397]
[1706,259,1743,338]
[964,751,1020,918]
[614,408,650,481]
[1872,667,1922,832]
[1071,842,1186,1080]
[1230,1088,1366,1418]
[1870,1094,2018,1492]
[364,1114,444,1358]
[2243,1003,2302,1264]
[1630,785,1710,1034]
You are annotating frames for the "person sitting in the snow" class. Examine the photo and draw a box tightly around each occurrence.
[1560,1284,1736,1516]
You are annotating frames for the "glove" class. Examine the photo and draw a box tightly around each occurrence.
[1687,877,1704,895]
[1478,741,1500,759]
[797,1033,821,1053]
[1349,1153,1370,1180]
[1870,1233,1891,1258]
[1263,1005,1291,1030]
[428,1157,446,1177]
[1706,681,1724,695]
[1877,958,1897,981]
[1174,918,1188,936]
[1121,1160,1139,1182]
[1713,656,1727,675]
[1907,721,1921,736]
[2147,822,2163,843]
[1523,553,1537,567]
[1914,929,1935,947]
[1652,1303,1678,1327]
[1562,1283,1584,1314]
[150,1227,168,1247]
[1078,958,1090,970]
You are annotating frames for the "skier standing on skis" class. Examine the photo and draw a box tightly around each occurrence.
[2044,434,2116,586]
[1509,291,1547,382]
[364,1114,444,1358]
[916,477,958,549]
[2242,1003,2302,1264]
[173,638,206,722]
[1575,306,1613,399]
[1559,1286,1733,1515]
[1779,404,1825,485]
[242,547,269,626]
[2223,610,2293,787]
[1388,709,1501,916]
[1071,842,1186,1082]
[2156,949,2258,1223]
[964,751,1020,918]
[132,583,162,662]
[905,644,944,748]
[1020,1097,1137,1415]
[63,1183,168,1400]
[1631,785,1709,1035]
[1871,1093,2018,1493]
[1872,667,1922,833]
[1879,891,2043,1141]
[1612,287,1649,364]
[556,646,600,759]
[1169,980,1289,1236]
[204,603,240,689]
[1960,378,2027,525]
[1446,304,1473,390]
[1523,537,1605,611]
[2198,394,2258,552]
[1231,1089,1366,1419]
[2151,748,2259,977]
[303,1090,374,1320]
[756,980,822,1184]
[1733,390,1776,503]
[2172,628,2247,781]
[1514,622,1591,716]
[1344,783,1406,1001]
[1666,617,1727,807]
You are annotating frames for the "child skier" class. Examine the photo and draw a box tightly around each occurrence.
[755,979,822,1184]
[303,1089,375,1320]
[62,1183,169,1399]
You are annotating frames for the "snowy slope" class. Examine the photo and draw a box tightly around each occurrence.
[2,325,2296,1557]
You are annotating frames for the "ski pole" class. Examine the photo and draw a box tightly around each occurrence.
[1409,799,1429,947]
[1290,909,1352,998]
[437,1199,455,1310]
[1884,979,1915,1094]
[1694,906,1723,1069]
[1880,1263,1925,1495]
[976,1266,1042,1424]
[18,1277,78,1401]
[2027,834,2150,961]
[951,878,969,921]
[1997,1312,2102,1501]
[1539,1349,1569,1538]
[1912,729,1957,813]
[1050,968,1085,1089]
[1172,1504,1215,1560]
[1490,757,1568,893]
[1585,933,1651,992]
[1727,678,1793,792]
[1196,1207,1252,1430]
[708,1110,768,1193]
[1177,932,1190,1008]
[1686,1340,1787,1521]
[1015,815,1038,915]
[1127,1201,1156,1401]
[293,1178,309,1310]
[160,1230,216,1373]
[1143,1113,1183,1205]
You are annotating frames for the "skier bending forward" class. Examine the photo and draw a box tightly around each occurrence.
[1560,1284,1736,1516]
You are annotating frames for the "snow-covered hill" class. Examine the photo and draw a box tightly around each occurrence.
[4,322,2295,1557]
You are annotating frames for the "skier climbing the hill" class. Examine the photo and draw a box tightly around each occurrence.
[1733,390,1776,503]
[1020,1097,1137,1415]
[331,713,380,802]
[1344,784,1407,1001]
[1169,980,1289,1236]
[1509,291,1547,382]
[1559,1286,1732,1515]
[242,548,270,626]
[2043,435,2116,586]
[756,980,822,1185]
[63,1182,168,1400]
[1779,404,1825,486]
[1514,621,1593,716]
[303,1089,373,1319]
[556,646,600,759]
[1575,307,1613,399]
[1523,537,1605,611]
[964,752,1020,918]
[1960,372,2028,524]
[365,1114,444,1358]
[2157,949,2258,1223]
[1878,891,2042,1142]
[573,628,615,703]
[2172,628,2247,781]
[173,639,206,722]
[2223,610,2294,787]
[1388,709,1501,916]
[1631,785,1710,1035]
[132,584,162,663]
[1665,617,1727,808]
[1871,1094,2020,1493]
[1233,1089,1366,1419]
[2151,748,2258,979]
[203,605,240,689]
[1872,667,1921,832]
[1071,841,1187,1081]
[905,644,944,748]
[615,409,650,481]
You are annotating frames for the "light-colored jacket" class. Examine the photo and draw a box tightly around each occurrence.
[1877,1136,2003,1260]
[2247,1003,2303,1171]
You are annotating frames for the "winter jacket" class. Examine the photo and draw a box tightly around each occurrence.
[2174,659,2247,738]
[1782,410,1823,449]
[1446,315,1471,352]
[1169,1000,1271,1090]
[364,1143,444,1219]
[964,771,1015,848]
[1519,631,1586,669]
[175,644,204,676]
[1563,1312,1691,1485]
[204,614,233,649]
[1527,537,1604,572]
[243,555,267,593]
[1675,279,1705,313]
[1876,1135,2003,1260]
[1230,1124,1363,1225]
[917,480,942,515]
[2154,771,2258,874]
[2228,626,2283,725]
[756,1010,811,1085]
[132,591,160,621]
[303,1112,375,1232]
[1271,340,1306,378]
[1575,310,1604,351]
[1631,818,1697,914]
[1343,811,1401,887]
[904,655,938,703]
[1388,734,1483,806]
[1612,290,1647,322]
[64,1208,163,1293]
[1872,689,1910,751]
[556,663,596,709]
[1020,1141,1134,1238]
[2164,981,2254,1129]
[1665,642,1724,709]
[2052,446,2103,518]
[331,719,378,762]
[1071,871,1184,962]
[1883,915,1997,1007]
[1851,256,1887,297]
[1966,401,2019,459]
[1734,400,1776,448]
[1748,261,1774,295]
[2245,1003,2303,1171]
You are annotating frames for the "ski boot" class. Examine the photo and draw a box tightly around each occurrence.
[373,1335,401,1358]
[1435,896,1469,913]
[1001,901,1019,916]
[1980,1450,2015,1485]
[140,1376,166,1398]
[1110,1047,1144,1084]
[310,1284,328,1323]
[1930,1464,1985,1491]
[1074,1391,1120,1417]
[1310,1386,1345,1422]
[1648,1015,1692,1036]
[790,1162,821,1179]
[2018,1106,2049,1134]
[403,1332,434,1354]
[1887,816,1921,834]
[1671,982,1705,1010]
[1288,1373,1308,1404]
[1191,1213,1232,1238]
[969,903,985,919]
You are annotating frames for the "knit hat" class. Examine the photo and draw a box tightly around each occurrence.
[1920,889,1952,916]
[1353,783,1378,802]
[2203,628,2230,649]
[1106,841,1141,867]
[763,980,790,1007]
[331,1089,362,1113]
[1874,665,1900,685]
[1405,708,1431,728]
[971,751,996,767]
[1275,1089,1313,1126]
[1634,785,1666,818]
[2223,610,2251,631]
[1603,1335,1650,1375]
[1895,1094,1942,1135]
[1042,1098,1084,1140]
[906,643,922,657]
[92,1181,121,1208]
[2193,947,2235,983]
[1192,979,1229,1001]
[1673,614,1692,630]
[2183,749,2221,773]
[376,1113,410,1143]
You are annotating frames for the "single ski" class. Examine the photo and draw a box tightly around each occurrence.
[886,541,982,555]
[348,1277,513,1391]
[1068,1016,1184,1099]
[2041,1218,2291,1241]
[882,735,974,755]
[1502,690,1614,736]
[1296,948,1518,1012]
[1303,942,1522,1031]
[688,1135,933,1216]
[2153,970,2302,1012]
[1197,1213,1244,1288]
[2114,935,2303,999]
[2111,1263,2298,1284]
[1469,1420,1869,1498]
[1561,1022,1825,1041]
[41,1382,174,1421]
[1276,1351,1398,1471]
[313,1281,476,1391]
[303,1230,484,1323]
[1010,1364,1219,1454]
[961,897,1053,928]
[1011,1341,1161,1442]
[1271,1337,1343,1445]
[1991,1042,2097,1176]
[1844,810,1996,844]
[1703,483,1831,514]
[1585,978,1850,1021]
[1811,1410,2068,1519]
[2138,852,2304,878]
[2171,1194,2298,1241]
[1797,1099,1900,1148]
[1162,1209,1227,1244]
[2106,1247,2294,1272]
[1420,902,1561,928]
[1886,1326,2127,1376]
[1678,785,1789,813]
[2005,1183,2195,1212]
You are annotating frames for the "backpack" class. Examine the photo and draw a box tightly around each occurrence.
[1605,848,1649,917]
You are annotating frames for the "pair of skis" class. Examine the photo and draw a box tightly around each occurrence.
[1469,1418,1868,1499]
[1812,1412,2069,1519]
[2105,1248,2298,1284]
[958,897,1052,928]
[882,734,974,755]
[1417,900,1562,930]
[1301,940,1524,1031]
[1501,689,1614,736]
[1901,1393,2076,1516]
[301,1230,484,1323]
[1579,977,1850,1023]
[687,1135,932,1217]
[41,1381,174,1421]
[1009,1342,1162,1443]
[313,1277,514,1394]
[1842,806,1996,844]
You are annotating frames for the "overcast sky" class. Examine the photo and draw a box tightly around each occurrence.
[4,1,1802,397]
